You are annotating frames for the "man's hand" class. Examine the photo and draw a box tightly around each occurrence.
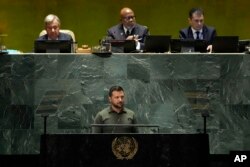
[207,45,213,53]
[127,35,140,46]
[126,35,139,40]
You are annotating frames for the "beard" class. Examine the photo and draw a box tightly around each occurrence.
[112,102,124,109]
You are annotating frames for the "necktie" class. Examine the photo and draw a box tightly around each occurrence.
[125,30,130,38]
[196,31,200,40]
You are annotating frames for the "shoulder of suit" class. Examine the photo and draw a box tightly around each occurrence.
[108,24,123,30]
[59,32,72,39]
[135,23,148,30]
[180,27,190,33]
[203,25,216,31]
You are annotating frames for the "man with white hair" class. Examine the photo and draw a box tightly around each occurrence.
[37,14,73,41]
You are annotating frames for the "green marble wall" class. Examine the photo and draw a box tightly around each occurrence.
[0,0,250,52]
[0,53,250,155]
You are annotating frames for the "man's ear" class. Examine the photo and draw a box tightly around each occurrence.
[108,96,111,103]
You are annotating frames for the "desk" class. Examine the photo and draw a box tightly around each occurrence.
[0,53,250,154]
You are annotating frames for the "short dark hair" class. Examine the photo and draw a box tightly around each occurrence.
[189,8,204,18]
[108,86,124,97]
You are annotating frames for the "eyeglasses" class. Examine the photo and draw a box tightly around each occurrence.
[123,16,135,20]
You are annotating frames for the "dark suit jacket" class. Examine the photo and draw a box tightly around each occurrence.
[179,25,216,44]
[107,23,149,49]
[37,32,73,41]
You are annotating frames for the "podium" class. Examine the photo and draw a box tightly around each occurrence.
[40,134,209,167]
[90,124,160,133]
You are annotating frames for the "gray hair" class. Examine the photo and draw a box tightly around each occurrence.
[44,14,61,26]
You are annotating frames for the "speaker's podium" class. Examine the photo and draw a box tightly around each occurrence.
[40,131,209,167]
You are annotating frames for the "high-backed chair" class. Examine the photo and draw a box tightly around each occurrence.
[39,29,76,42]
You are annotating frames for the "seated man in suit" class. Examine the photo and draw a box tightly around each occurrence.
[37,14,73,41]
[107,7,149,51]
[179,8,216,52]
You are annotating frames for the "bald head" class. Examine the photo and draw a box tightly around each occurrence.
[120,7,136,28]
[120,8,134,17]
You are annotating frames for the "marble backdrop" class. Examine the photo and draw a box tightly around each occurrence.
[0,53,250,154]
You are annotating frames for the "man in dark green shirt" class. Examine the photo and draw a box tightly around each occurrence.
[92,86,138,133]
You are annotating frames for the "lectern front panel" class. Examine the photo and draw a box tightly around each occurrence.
[40,134,209,167]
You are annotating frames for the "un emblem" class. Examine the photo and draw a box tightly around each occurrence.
[112,136,138,160]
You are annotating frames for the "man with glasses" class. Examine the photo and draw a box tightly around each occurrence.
[107,7,149,51]
[179,8,216,52]
[37,14,73,41]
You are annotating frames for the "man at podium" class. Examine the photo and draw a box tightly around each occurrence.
[92,86,138,133]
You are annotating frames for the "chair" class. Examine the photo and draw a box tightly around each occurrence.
[39,29,76,42]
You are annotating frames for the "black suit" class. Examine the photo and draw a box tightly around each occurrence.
[179,25,216,44]
[107,23,149,49]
